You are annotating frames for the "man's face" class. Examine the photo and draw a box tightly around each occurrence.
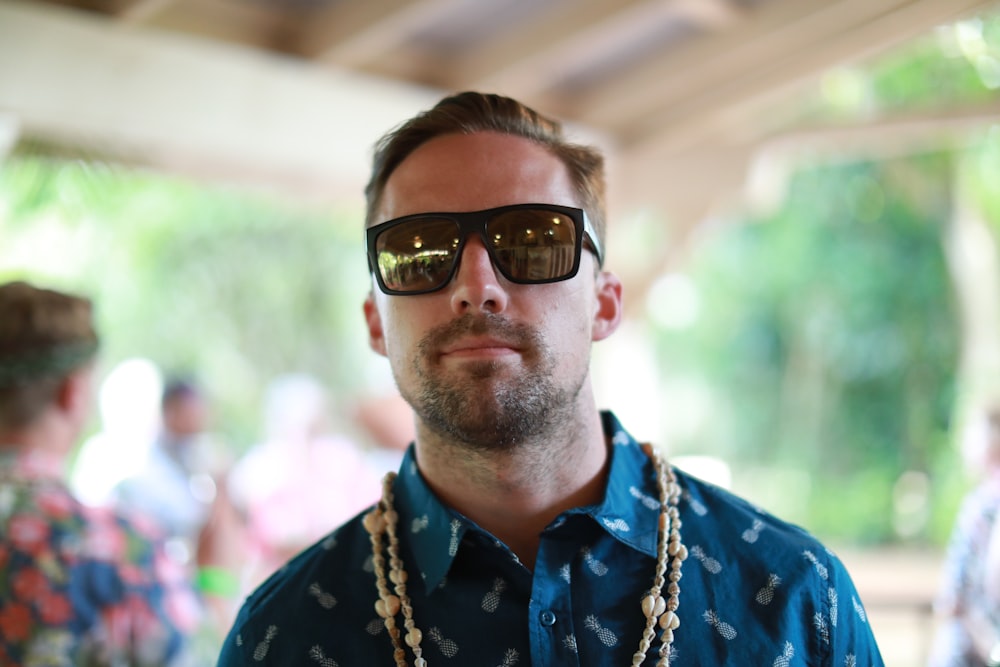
[164,393,208,439]
[363,131,621,449]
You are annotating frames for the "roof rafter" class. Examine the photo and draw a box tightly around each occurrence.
[577,0,891,128]
[454,0,658,94]
[297,0,457,65]
[618,0,996,154]
[115,0,175,24]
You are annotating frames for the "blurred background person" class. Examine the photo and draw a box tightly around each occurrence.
[113,376,246,642]
[69,357,163,507]
[930,405,1000,667]
[228,372,384,589]
[0,280,198,666]
[115,378,222,565]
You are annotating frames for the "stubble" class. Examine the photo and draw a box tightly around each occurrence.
[403,313,585,451]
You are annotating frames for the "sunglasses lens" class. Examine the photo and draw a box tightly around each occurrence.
[375,217,461,293]
[488,208,579,281]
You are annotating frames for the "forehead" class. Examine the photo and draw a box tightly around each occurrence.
[377,132,579,222]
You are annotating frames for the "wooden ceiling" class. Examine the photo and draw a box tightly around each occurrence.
[2,0,999,267]
[29,0,995,139]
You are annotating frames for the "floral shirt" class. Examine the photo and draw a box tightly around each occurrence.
[219,411,884,666]
[0,449,200,667]
[929,477,1000,667]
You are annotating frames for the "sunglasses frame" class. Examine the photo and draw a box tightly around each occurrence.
[366,203,603,296]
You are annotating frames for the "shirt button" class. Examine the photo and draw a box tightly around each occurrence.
[540,610,557,626]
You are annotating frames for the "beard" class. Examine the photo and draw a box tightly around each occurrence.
[400,313,585,452]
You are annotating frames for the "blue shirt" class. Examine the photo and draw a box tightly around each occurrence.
[218,412,884,666]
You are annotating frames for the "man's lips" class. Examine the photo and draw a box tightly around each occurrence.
[439,337,521,359]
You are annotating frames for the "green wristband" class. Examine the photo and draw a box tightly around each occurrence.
[196,566,241,597]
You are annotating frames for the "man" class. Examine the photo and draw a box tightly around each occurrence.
[219,92,884,665]
[115,375,246,637]
[930,406,1000,667]
[228,373,383,588]
[115,378,218,562]
[0,281,198,666]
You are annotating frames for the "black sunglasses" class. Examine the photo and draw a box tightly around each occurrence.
[366,203,603,296]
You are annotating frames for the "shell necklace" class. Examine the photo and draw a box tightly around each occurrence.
[363,442,687,667]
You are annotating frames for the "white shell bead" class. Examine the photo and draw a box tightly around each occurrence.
[376,595,400,617]
[405,628,423,648]
[641,594,666,617]
[363,511,385,534]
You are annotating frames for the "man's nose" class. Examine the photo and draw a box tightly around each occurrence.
[449,236,510,315]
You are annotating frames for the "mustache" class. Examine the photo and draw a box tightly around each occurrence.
[419,314,535,353]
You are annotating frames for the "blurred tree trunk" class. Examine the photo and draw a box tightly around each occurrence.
[944,156,1000,423]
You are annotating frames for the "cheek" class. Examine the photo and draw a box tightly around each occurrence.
[536,295,594,357]
[553,284,599,334]
[379,307,427,360]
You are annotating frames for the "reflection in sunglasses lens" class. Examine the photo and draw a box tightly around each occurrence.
[377,218,459,292]
[489,210,577,282]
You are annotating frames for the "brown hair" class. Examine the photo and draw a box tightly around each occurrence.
[364,91,608,262]
[0,281,98,428]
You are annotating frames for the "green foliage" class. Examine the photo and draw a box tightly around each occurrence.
[780,8,1000,125]
[652,156,961,543]
[866,20,999,111]
[0,156,375,447]
[809,467,897,545]
[642,9,1000,545]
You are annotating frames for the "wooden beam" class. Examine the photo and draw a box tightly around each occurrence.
[296,0,458,65]
[671,0,744,29]
[761,99,1000,157]
[0,111,20,162]
[0,1,437,203]
[452,0,653,93]
[612,143,754,223]
[578,0,897,128]
[115,0,175,24]
[609,97,1000,289]
[621,0,998,155]
[605,142,757,316]
[126,0,293,50]
[459,0,749,102]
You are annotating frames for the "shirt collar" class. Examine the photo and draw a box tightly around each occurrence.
[392,410,663,594]
[392,450,466,594]
[582,410,662,558]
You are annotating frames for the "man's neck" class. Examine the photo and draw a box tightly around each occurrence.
[0,412,74,468]
[412,407,610,571]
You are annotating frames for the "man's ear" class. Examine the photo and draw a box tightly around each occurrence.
[363,291,388,357]
[57,366,93,422]
[592,271,623,342]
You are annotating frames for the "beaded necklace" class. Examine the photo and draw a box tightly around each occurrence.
[363,442,687,666]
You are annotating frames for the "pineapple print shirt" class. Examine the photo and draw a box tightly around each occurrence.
[218,411,884,666]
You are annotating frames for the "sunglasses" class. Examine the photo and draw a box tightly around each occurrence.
[366,203,603,295]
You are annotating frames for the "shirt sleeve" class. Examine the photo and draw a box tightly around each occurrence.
[217,604,278,666]
[216,609,252,665]
[826,550,885,666]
